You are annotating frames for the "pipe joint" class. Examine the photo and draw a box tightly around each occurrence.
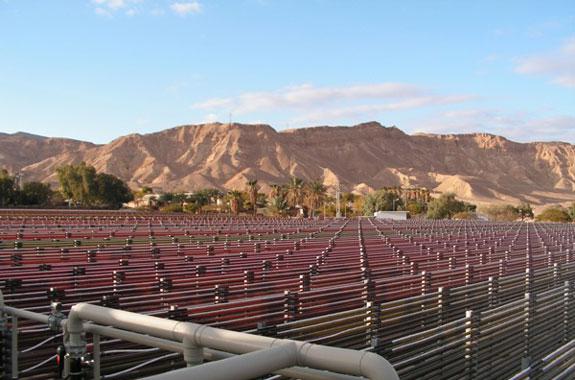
[48,302,65,332]
[182,336,203,366]
[359,351,399,380]
[65,304,87,357]
[0,289,4,331]
[172,321,201,343]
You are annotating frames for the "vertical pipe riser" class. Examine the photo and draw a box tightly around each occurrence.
[11,316,17,380]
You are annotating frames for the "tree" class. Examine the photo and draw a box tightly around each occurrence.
[363,190,404,216]
[268,193,289,216]
[405,200,427,216]
[135,186,153,198]
[56,163,132,208]
[158,192,175,205]
[0,169,16,207]
[94,173,133,208]
[341,192,356,216]
[245,179,260,215]
[305,180,327,217]
[286,176,305,208]
[20,182,53,206]
[536,207,571,223]
[426,193,474,219]
[352,195,365,217]
[227,190,243,215]
[56,162,97,206]
[567,203,575,221]
[270,184,282,198]
[195,188,222,206]
[516,203,534,220]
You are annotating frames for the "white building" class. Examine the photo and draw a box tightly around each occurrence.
[374,211,409,220]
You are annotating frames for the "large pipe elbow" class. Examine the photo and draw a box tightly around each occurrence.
[358,351,399,380]
[66,303,87,355]
[67,303,85,336]
[285,340,399,380]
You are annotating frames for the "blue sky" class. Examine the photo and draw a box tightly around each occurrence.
[0,0,574,143]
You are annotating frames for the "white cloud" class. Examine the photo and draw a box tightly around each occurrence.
[192,83,475,127]
[413,109,575,143]
[295,95,476,123]
[515,36,575,88]
[94,7,111,16]
[91,0,141,15]
[170,2,202,15]
[191,83,450,114]
[93,0,127,9]
[150,8,165,16]
[203,113,219,123]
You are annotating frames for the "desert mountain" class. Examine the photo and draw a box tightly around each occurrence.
[1,122,574,208]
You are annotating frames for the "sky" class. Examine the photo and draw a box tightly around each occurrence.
[0,0,574,144]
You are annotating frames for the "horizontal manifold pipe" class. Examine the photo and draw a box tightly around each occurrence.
[140,344,297,380]
[1,305,50,324]
[87,323,367,380]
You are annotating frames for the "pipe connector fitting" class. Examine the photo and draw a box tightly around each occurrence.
[65,305,87,357]
[48,302,65,332]
[182,336,203,366]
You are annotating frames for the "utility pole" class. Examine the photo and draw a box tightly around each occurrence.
[392,198,400,211]
[13,171,23,190]
[336,182,341,218]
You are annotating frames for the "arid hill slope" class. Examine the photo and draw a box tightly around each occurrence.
[1,122,574,208]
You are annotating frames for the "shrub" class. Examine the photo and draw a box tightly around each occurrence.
[536,207,571,223]
[427,193,475,219]
[405,200,427,215]
[363,190,404,216]
[484,205,520,222]
[452,211,477,220]
[160,203,183,213]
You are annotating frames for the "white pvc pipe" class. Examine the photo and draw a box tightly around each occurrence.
[141,344,298,380]
[84,323,183,353]
[11,315,18,380]
[67,303,398,380]
[85,324,364,380]
[0,299,364,380]
[2,305,49,324]
[93,333,101,380]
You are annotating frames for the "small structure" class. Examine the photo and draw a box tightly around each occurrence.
[374,211,409,220]
[125,193,160,209]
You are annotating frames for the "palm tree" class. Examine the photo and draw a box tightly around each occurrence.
[305,180,327,217]
[226,190,243,215]
[286,176,304,208]
[269,184,282,198]
[245,179,260,215]
[269,193,289,216]
[341,192,355,217]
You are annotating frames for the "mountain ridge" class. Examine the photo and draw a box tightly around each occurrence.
[2,122,574,209]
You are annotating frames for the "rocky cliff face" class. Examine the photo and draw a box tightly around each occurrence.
[2,122,574,208]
